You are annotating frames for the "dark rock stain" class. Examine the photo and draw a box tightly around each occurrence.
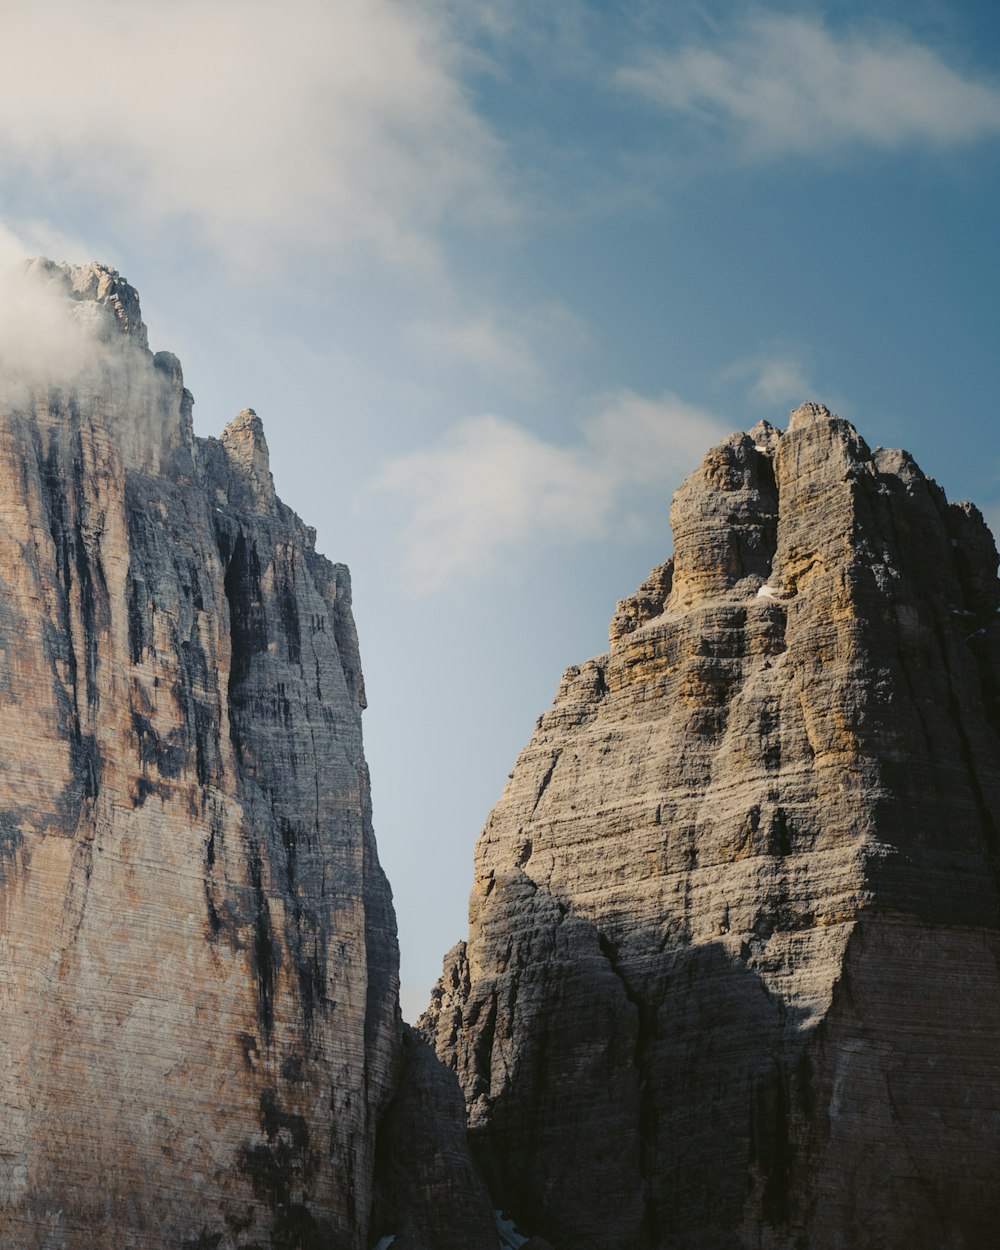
[247,846,277,1043]
[237,1088,330,1250]
[224,531,266,696]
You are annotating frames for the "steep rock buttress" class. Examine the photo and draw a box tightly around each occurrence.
[0,261,494,1250]
[421,404,1000,1250]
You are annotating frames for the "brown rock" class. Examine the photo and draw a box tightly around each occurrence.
[422,404,1000,1249]
[0,262,485,1249]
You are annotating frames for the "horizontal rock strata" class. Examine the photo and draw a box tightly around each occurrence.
[421,404,1000,1249]
[0,262,404,1249]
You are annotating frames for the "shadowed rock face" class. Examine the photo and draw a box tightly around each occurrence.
[371,1024,497,1250]
[0,262,405,1249]
[421,404,1000,1250]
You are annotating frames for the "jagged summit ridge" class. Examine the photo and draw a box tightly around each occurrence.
[422,403,1000,1250]
[25,257,150,346]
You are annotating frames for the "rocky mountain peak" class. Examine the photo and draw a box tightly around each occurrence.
[748,416,780,454]
[24,257,149,348]
[221,406,276,509]
[668,423,778,609]
[423,405,1000,1250]
[9,257,193,475]
[786,398,833,430]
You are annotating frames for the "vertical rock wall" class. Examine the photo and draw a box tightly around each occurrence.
[0,262,399,1248]
[421,404,1000,1249]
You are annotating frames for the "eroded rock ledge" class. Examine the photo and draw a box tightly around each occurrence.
[422,404,1000,1250]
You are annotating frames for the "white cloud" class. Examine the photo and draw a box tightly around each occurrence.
[0,0,509,269]
[406,302,588,393]
[370,391,725,593]
[586,389,727,483]
[617,14,1000,158]
[748,358,810,407]
[0,219,95,269]
[0,223,31,270]
[724,351,814,407]
[0,230,105,404]
[410,315,540,387]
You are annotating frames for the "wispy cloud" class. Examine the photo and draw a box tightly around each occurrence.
[370,391,725,593]
[406,302,588,394]
[0,0,510,269]
[0,227,111,404]
[723,350,814,407]
[617,14,1000,158]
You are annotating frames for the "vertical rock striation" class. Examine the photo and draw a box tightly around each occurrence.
[421,404,1000,1249]
[0,260,406,1249]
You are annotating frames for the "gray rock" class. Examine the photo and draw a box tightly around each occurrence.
[370,1025,497,1250]
[0,262,485,1250]
[422,404,1000,1250]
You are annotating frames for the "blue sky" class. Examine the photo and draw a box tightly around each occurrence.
[1,0,998,1018]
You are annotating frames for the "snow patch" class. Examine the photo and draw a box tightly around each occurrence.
[373,1238,396,1250]
[756,584,778,599]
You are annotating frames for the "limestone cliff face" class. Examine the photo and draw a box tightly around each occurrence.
[0,261,401,1249]
[421,405,1000,1250]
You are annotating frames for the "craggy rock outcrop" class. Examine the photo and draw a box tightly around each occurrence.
[370,1025,497,1250]
[421,404,1000,1250]
[0,260,427,1249]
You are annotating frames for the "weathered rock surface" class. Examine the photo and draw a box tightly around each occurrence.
[0,260,478,1249]
[370,1025,497,1250]
[421,404,1000,1249]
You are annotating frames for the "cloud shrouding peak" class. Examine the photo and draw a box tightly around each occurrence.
[617,14,1000,158]
[0,227,111,404]
[371,392,726,594]
[0,0,508,268]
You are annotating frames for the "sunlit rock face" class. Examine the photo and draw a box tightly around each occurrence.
[0,261,402,1249]
[421,405,1000,1250]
